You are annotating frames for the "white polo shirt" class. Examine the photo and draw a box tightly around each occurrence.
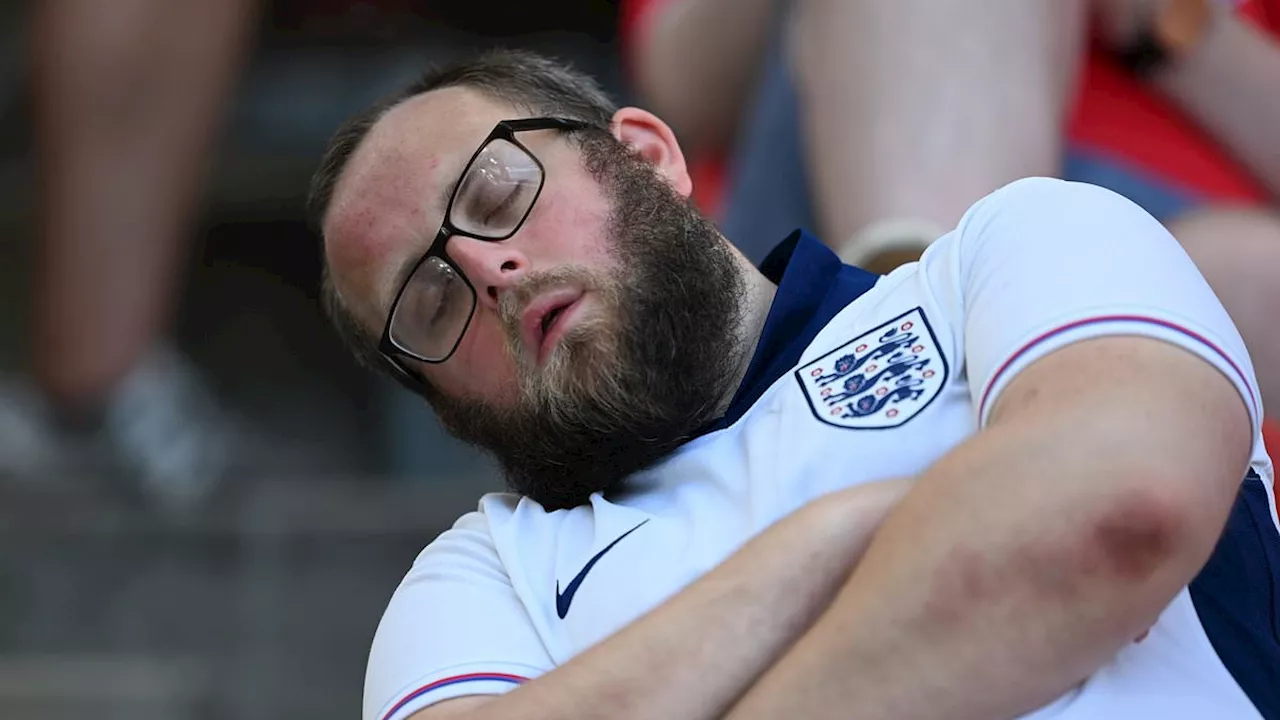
[364,178,1279,720]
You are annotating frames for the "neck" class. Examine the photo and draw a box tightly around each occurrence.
[714,251,778,417]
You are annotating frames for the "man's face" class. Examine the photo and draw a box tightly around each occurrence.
[324,88,746,508]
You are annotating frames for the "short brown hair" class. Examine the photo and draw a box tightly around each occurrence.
[308,48,619,395]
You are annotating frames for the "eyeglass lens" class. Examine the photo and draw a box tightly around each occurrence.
[388,138,543,360]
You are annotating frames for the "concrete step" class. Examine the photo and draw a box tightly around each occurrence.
[1,475,501,720]
[0,654,210,720]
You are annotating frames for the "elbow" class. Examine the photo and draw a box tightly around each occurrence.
[914,471,1224,640]
[1077,471,1231,588]
[1082,486,1190,584]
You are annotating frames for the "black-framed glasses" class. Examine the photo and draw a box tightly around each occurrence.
[378,116,590,381]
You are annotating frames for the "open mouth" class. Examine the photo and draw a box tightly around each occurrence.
[520,289,586,365]
[537,298,582,362]
[542,305,568,337]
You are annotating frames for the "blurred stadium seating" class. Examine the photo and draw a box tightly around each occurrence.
[0,3,622,718]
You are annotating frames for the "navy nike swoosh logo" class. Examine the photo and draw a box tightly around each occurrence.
[555,520,650,619]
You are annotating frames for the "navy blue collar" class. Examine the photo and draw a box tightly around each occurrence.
[699,230,879,435]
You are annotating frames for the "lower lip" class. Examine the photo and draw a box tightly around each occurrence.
[539,297,585,365]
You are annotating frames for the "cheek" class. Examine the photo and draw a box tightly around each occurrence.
[425,315,520,404]
[531,186,614,266]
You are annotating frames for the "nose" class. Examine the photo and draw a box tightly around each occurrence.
[445,235,529,309]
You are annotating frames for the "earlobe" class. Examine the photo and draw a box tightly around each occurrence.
[610,107,693,197]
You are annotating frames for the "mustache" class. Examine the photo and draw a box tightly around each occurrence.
[497,265,610,348]
[497,265,606,325]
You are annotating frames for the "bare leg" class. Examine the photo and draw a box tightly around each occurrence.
[1169,207,1280,415]
[790,0,1087,263]
[29,0,257,411]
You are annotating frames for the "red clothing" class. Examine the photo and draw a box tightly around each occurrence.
[1070,0,1280,202]
[619,0,677,67]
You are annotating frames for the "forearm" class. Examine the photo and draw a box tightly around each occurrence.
[1153,10,1280,199]
[729,339,1250,720]
[450,479,911,720]
[632,0,775,154]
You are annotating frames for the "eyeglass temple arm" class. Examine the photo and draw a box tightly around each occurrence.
[384,354,434,396]
[501,117,592,132]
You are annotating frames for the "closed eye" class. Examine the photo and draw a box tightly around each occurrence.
[482,185,523,228]
[427,266,457,327]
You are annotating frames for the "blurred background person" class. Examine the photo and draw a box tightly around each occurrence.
[0,3,623,718]
[1081,0,1280,420]
[623,0,1082,265]
[623,0,1280,450]
[0,0,259,512]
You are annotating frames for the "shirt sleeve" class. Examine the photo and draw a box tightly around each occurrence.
[927,177,1261,433]
[363,510,554,720]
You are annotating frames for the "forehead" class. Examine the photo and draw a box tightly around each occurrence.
[322,87,515,320]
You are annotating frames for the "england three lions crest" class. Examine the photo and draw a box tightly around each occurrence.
[796,308,948,429]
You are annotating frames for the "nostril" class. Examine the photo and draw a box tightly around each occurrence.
[487,286,498,300]
[501,260,518,272]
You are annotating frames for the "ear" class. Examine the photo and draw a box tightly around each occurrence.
[610,106,693,198]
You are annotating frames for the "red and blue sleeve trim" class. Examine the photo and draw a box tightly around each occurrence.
[977,315,1258,422]
[381,672,528,720]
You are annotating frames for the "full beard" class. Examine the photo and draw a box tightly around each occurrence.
[430,132,749,510]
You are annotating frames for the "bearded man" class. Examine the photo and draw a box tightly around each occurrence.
[310,49,1278,720]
